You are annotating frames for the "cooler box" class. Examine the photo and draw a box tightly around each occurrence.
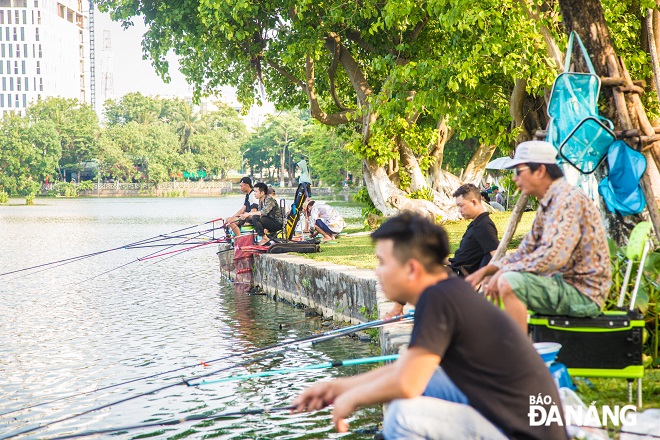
[529,310,645,379]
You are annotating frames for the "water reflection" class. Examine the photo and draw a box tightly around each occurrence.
[0,198,381,439]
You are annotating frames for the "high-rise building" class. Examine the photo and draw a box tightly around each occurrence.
[0,0,85,116]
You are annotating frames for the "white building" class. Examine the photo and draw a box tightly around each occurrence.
[0,0,85,116]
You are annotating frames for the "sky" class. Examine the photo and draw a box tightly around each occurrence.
[92,8,274,126]
[94,9,192,98]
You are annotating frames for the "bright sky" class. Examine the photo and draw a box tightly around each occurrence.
[95,9,193,98]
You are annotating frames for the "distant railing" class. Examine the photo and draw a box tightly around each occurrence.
[42,181,234,192]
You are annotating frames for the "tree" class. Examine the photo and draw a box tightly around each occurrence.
[0,114,60,196]
[103,92,165,126]
[27,97,99,182]
[172,99,206,151]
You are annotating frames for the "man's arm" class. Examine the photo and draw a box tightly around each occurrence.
[465,263,499,289]
[292,347,440,432]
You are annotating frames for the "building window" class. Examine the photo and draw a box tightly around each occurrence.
[6,8,10,24]
[0,11,4,25]
[7,93,11,107]
[20,27,23,41]
[36,60,39,74]
[14,11,18,24]
[21,60,24,74]
[38,43,41,58]
[22,43,25,57]
[5,27,8,40]
[9,77,14,91]
[12,27,16,41]
[34,0,38,7]
[2,77,5,91]
[0,94,3,107]
[22,10,26,24]
[1,44,4,58]
[39,77,42,91]
[16,77,20,91]
[13,60,17,74]
[34,27,38,41]
[14,44,18,58]
[0,62,2,74]
[7,43,11,58]
[24,76,27,90]
[14,94,18,108]
[37,11,40,25]
[22,93,25,107]
[32,77,35,91]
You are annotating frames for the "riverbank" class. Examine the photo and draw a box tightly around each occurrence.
[222,209,660,412]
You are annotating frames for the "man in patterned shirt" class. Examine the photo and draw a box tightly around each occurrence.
[467,141,611,332]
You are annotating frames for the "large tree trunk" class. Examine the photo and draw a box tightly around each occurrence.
[461,143,498,185]
[428,117,453,189]
[558,0,660,244]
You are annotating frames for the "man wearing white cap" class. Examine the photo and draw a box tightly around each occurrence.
[466,141,611,332]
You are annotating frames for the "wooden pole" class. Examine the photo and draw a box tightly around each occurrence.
[493,193,529,262]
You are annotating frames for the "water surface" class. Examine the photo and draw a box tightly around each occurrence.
[0,197,381,439]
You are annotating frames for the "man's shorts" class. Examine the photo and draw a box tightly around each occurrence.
[500,272,600,317]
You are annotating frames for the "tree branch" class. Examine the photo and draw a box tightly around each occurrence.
[266,59,306,89]
[327,33,349,111]
[305,55,356,126]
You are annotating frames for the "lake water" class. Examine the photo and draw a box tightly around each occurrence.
[0,197,381,439]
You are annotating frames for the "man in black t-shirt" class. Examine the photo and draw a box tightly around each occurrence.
[385,183,498,318]
[226,176,259,236]
[449,183,499,276]
[292,213,567,440]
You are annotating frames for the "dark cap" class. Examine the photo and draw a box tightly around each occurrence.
[239,176,252,186]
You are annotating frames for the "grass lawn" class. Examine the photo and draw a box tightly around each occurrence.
[297,209,660,410]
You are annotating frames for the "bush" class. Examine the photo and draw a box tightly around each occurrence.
[77,180,94,191]
[353,187,381,217]
[0,190,8,203]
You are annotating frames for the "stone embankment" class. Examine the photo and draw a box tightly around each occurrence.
[218,246,412,355]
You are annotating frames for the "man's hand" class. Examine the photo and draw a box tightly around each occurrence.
[291,381,341,413]
[383,302,404,319]
[331,391,359,433]
[465,266,488,289]
[483,270,503,304]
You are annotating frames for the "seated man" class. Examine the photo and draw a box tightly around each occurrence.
[226,177,258,237]
[386,183,499,317]
[467,140,611,332]
[492,185,506,211]
[303,200,345,241]
[292,213,567,439]
[240,182,283,245]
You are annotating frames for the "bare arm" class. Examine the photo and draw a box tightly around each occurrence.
[292,347,440,432]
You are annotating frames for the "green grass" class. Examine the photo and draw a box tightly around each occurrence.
[303,211,538,270]
[297,209,660,409]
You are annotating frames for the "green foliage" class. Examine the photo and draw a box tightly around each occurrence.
[408,187,434,202]
[50,182,78,197]
[0,113,60,196]
[77,180,94,191]
[607,239,660,366]
[353,187,382,217]
[0,190,8,203]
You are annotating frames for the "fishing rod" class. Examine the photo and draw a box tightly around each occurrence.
[0,313,413,419]
[45,405,295,440]
[187,354,399,386]
[2,351,284,440]
[0,217,228,278]
[66,226,229,287]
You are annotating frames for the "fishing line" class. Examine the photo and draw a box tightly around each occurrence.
[0,219,228,278]
[0,314,413,419]
[44,405,295,440]
[2,351,285,440]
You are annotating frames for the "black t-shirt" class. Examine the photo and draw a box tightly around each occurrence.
[409,277,568,440]
[449,212,498,275]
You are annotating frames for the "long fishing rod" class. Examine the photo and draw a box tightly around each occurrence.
[187,354,399,386]
[2,351,284,440]
[66,227,228,287]
[0,217,227,278]
[45,405,295,440]
[0,313,413,419]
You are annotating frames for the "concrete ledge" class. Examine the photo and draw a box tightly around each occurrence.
[218,245,412,354]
